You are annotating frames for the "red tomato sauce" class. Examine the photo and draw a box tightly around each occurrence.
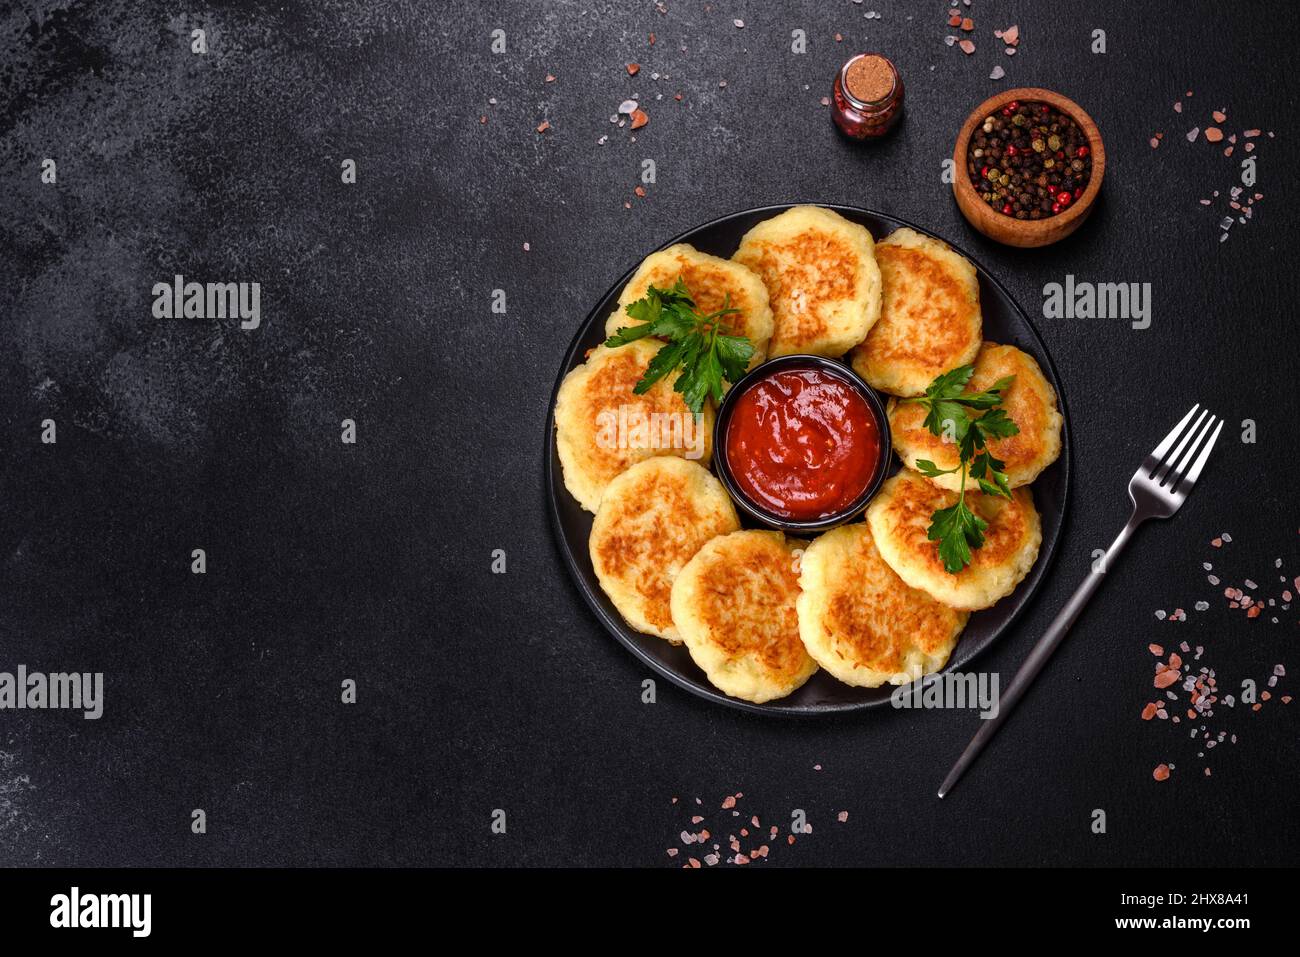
[724,366,880,521]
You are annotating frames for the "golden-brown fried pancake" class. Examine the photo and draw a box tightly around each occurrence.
[554,340,714,513]
[604,244,774,368]
[866,469,1041,611]
[796,523,968,687]
[590,457,739,642]
[671,530,817,702]
[731,206,881,358]
[888,342,1063,491]
[850,227,982,397]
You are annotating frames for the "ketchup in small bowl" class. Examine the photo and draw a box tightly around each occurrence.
[715,356,891,532]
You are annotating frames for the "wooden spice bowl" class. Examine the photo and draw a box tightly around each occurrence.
[952,87,1105,248]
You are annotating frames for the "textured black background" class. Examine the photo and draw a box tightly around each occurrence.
[1,0,1296,867]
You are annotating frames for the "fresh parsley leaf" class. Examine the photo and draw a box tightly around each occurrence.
[924,365,976,400]
[631,338,687,394]
[928,500,989,574]
[949,376,1017,410]
[714,332,755,384]
[957,421,981,462]
[973,449,1013,499]
[606,283,754,413]
[972,407,1019,441]
[914,458,961,478]
[926,399,972,443]
[906,367,1023,572]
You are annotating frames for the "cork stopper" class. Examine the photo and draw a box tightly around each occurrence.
[844,54,895,105]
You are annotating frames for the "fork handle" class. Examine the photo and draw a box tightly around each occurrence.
[938,513,1144,797]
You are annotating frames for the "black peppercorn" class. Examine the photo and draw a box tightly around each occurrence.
[966,100,1092,219]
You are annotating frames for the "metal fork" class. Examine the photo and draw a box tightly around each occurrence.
[938,405,1224,798]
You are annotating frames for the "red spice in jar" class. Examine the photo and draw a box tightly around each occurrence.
[832,53,903,140]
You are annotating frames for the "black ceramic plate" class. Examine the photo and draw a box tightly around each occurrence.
[545,205,1071,715]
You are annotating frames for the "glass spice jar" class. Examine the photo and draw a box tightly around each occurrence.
[832,53,903,140]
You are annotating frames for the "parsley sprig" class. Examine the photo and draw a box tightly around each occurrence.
[604,278,754,414]
[902,366,1020,574]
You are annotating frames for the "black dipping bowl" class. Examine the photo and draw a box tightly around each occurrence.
[713,354,892,534]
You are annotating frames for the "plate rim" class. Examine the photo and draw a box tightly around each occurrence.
[544,203,1073,716]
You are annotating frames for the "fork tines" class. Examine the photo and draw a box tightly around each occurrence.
[1146,405,1224,493]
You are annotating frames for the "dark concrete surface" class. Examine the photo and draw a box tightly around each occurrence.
[1,0,1296,866]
